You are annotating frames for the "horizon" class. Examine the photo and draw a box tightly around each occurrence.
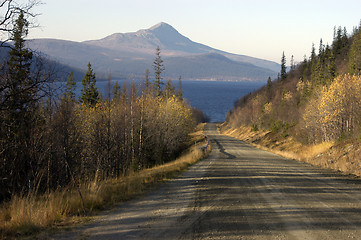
[21,0,361,64]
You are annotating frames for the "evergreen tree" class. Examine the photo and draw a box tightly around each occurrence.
[79,62,99,107]
[164,79,175,99]
[342,27,349,47]
[144,68,152,95]
[144,69,150,89]
[280,51,287,81]
[319,38,324,55]
[267,76,272,87]
[6,10,33,111]
[112,81,121,100]
[326,46,336,81]
[333,26,348,55]
[64,71,76,101]
[176,75,183,100]
[290,55,295,71]
[1,10,35,198]
[310,43,316,62]
[348,25,361,75]
[266,76,272,102]
[153,46,165,95]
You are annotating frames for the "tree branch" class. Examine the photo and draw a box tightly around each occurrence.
[0,0,41,44]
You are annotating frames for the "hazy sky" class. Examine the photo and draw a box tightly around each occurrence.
[28,0,361,63]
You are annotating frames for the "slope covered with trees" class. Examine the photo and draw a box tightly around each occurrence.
[225,22,361,146]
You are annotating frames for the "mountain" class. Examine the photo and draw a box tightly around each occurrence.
[84,22,216,56]
[84,22,279,72]
[26,22,279,81]
[165,53,275,81]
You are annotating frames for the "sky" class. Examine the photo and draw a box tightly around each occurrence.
[27,0,361,64]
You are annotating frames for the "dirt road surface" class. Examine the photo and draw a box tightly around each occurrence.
[51,123,361,239]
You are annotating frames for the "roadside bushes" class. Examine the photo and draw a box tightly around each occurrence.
[0,77,196,200]
[51,82,195,187]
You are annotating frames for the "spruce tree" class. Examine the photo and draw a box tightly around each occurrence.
[327,47,336,80]
[6,9,34,132]
[290,55,295,71]
[153,46,165,95]
[164,79,175,99]
[319,38,324,55]
[144,68,152,95]
[348,25,361,75]
[1,10,35,197]
[176,75,183,100]
[310,43,316,62]
[112,81,121,100]
[280,51,287,81]
[144,69,150,89]
[79,62,99,107]
[64,71,76,101]
[266,76,272,102]
[7,10,33,111]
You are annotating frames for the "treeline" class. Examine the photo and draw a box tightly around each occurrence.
[226,22,361,144]
[0,11,200,201]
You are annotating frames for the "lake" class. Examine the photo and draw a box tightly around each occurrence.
[180,80,263,122]
[60,80,264,123]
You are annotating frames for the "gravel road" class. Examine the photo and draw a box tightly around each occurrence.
[51,123,361,240]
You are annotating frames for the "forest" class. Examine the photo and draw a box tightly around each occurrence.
[0,7,205,204]
[225,21,361,145]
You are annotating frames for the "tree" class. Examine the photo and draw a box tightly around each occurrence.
[319,38,324,55]
[176,75,183,100]
[64,71,76,101]
[0,10,35,199]
[280,51,287,81]
[153,46,165,95]
[310,43,316,62]
[333,26,348,55]
[290,55,295,71]
[304,74,361,142]
[79,62,99,107]
[7,10,33,102]
[0,0,39,46]
[164,78,175,99]
[266,76,272,102]
[144,68,150,89]
[112,81,121,100]
[348,25,361,75]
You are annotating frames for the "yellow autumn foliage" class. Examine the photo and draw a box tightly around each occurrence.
[304,74,361,141]
[263,102,273,115]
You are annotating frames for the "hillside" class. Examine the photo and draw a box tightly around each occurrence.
[164,53,275,81]
[26,22,279,81]
[0,42,85,82]
[222,23,361,177]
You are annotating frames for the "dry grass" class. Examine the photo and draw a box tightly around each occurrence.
[0,127,210,239]
[0,191,71,238]
[220,124,350,172]
[220,123,334,160]
[297,142,334,160]
[222,124,361,179]
[221,124,361,177]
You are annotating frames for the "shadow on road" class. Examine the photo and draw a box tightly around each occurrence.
[51,123,361,240]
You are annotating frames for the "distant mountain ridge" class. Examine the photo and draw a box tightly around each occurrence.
[26,22,279,81]
[84,22,214,56]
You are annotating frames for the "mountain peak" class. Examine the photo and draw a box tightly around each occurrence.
[145,22,191,50]
[149,22,174,31]
[148,22,181,39]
